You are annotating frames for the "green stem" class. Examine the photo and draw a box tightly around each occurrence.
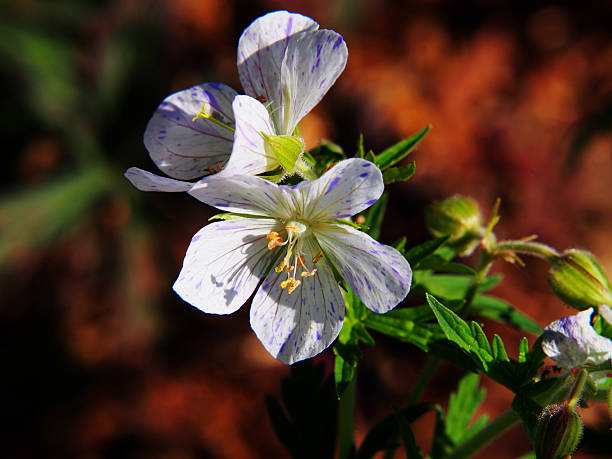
[567,369,588,410]
[495,240,560,262]
[338,374,356,459]
[407,356,440,405]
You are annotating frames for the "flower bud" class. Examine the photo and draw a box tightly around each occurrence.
[425,195,484,255]
[534,404,583,459]
[547,249,612,310]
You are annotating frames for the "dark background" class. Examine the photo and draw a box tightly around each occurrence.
[1,0,611,457]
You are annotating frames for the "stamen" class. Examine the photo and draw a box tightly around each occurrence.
[267,231,284,250]
[301,268,317,278]
[285,224,302,234]
[312,252,324,264]
[287,280,301,294]
[275,258,288,272]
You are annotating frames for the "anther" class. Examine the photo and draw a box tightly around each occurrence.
[301,268,317,278]
[275,258,288,272]
[312,252,323,264]
[287,279,301,294]
[267,231,284,250]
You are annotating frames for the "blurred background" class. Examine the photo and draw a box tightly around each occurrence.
[1,0,611,457]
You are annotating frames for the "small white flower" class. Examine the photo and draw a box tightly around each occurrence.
[173,159,412,364]
[125,11,348,191]
[542,308,612,369]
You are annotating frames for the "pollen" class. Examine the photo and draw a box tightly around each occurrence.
[275,257,288,272]
[280,278,301,294]
[312,251,324,264]
[267,231,284,250]
[301,268,317,278]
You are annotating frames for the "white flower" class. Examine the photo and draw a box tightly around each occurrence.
[125,10,348,191]
[173,159,412,364]
[542,307,612,369]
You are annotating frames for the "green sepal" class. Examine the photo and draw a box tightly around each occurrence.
[262,133,304,174]
[375,125,431,170]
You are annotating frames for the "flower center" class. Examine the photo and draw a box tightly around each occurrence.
[266,221,323,294]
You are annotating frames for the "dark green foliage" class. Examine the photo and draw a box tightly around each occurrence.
[266,361,339,459]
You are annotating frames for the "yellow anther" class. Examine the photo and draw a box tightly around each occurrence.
[287,279,301,294]
[267,231,284,250]
[355,215,366,225]
[280,278,293,289]
[275,258,288,272]
[301,268,317,278]
[312,251,324,264]
[286,266,295,272]
[285,224,302,234]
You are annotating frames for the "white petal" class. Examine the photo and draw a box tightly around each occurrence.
[315,224,411,314]
[144,83,237,179]
[250,237,344,364]
[280,29,348,134]
[173,218,278,314]
[292,158,384,221]
[542,308,612,368]
[124,167,193,192]
[222,95,279,175]
[238,11,318,130]
[189,172,292,218]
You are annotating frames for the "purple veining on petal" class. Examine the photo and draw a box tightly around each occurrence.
[217,225,248,230]
[365,199,378,205]
[204,90,219,110]
[361,163,370,168]
[319,78,327,88]
[158,136,166,140]
[285,16,293,36]
[264,191,278,204]
[325,177,341,195]
[359,172,369,178]
[210,82,221,89]
[335,213,351,219]
[316,331,321,340]
[160,130,167,134]
[316,43,323,58]
[215,202,230,207]
[333,36,343,49]
[192,235,201,242]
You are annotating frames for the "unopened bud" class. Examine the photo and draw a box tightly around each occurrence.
[547,249,612,310]
[534,404,583,459]
[425,195,484,255]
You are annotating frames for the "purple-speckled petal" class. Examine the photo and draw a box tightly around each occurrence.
[124,167,193,192]
[173,218,278,314]
[222,95,280,175]
[291,158,384,221]
[279,29,348,134]
[250,237,344,364]
[315,224,412,314]
[189,172,292,219]
[237,11,318,131]
[143,83,238,180]
[542,308,612,369]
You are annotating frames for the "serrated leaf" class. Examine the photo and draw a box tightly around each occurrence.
[375,125,431,170]
[426,294,488,369]
[431,406,454,459]
[446,373,487,445]
[404,236,449,266]
[472,295,543,334]
[382,162,416,184]
[356,403,433,459]
[492,334,510,362]
[518,337,529,363]
[471,322,493,358]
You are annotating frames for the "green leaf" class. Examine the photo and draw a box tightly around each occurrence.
[375,125,431,170]
[382,162,416,184]
[263,133,304,173]
[492,334,510,362]
[431,406,454,459]
[393,407,423,459]
[404,236,449,266]
[364,311,444,351]
[416,255,476,275]
[472,295,543,334]
[364,193,388,240]
[426,294,488,369]
[446,373,488,445]
[356,403,433,459]
[309,141,345,176]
